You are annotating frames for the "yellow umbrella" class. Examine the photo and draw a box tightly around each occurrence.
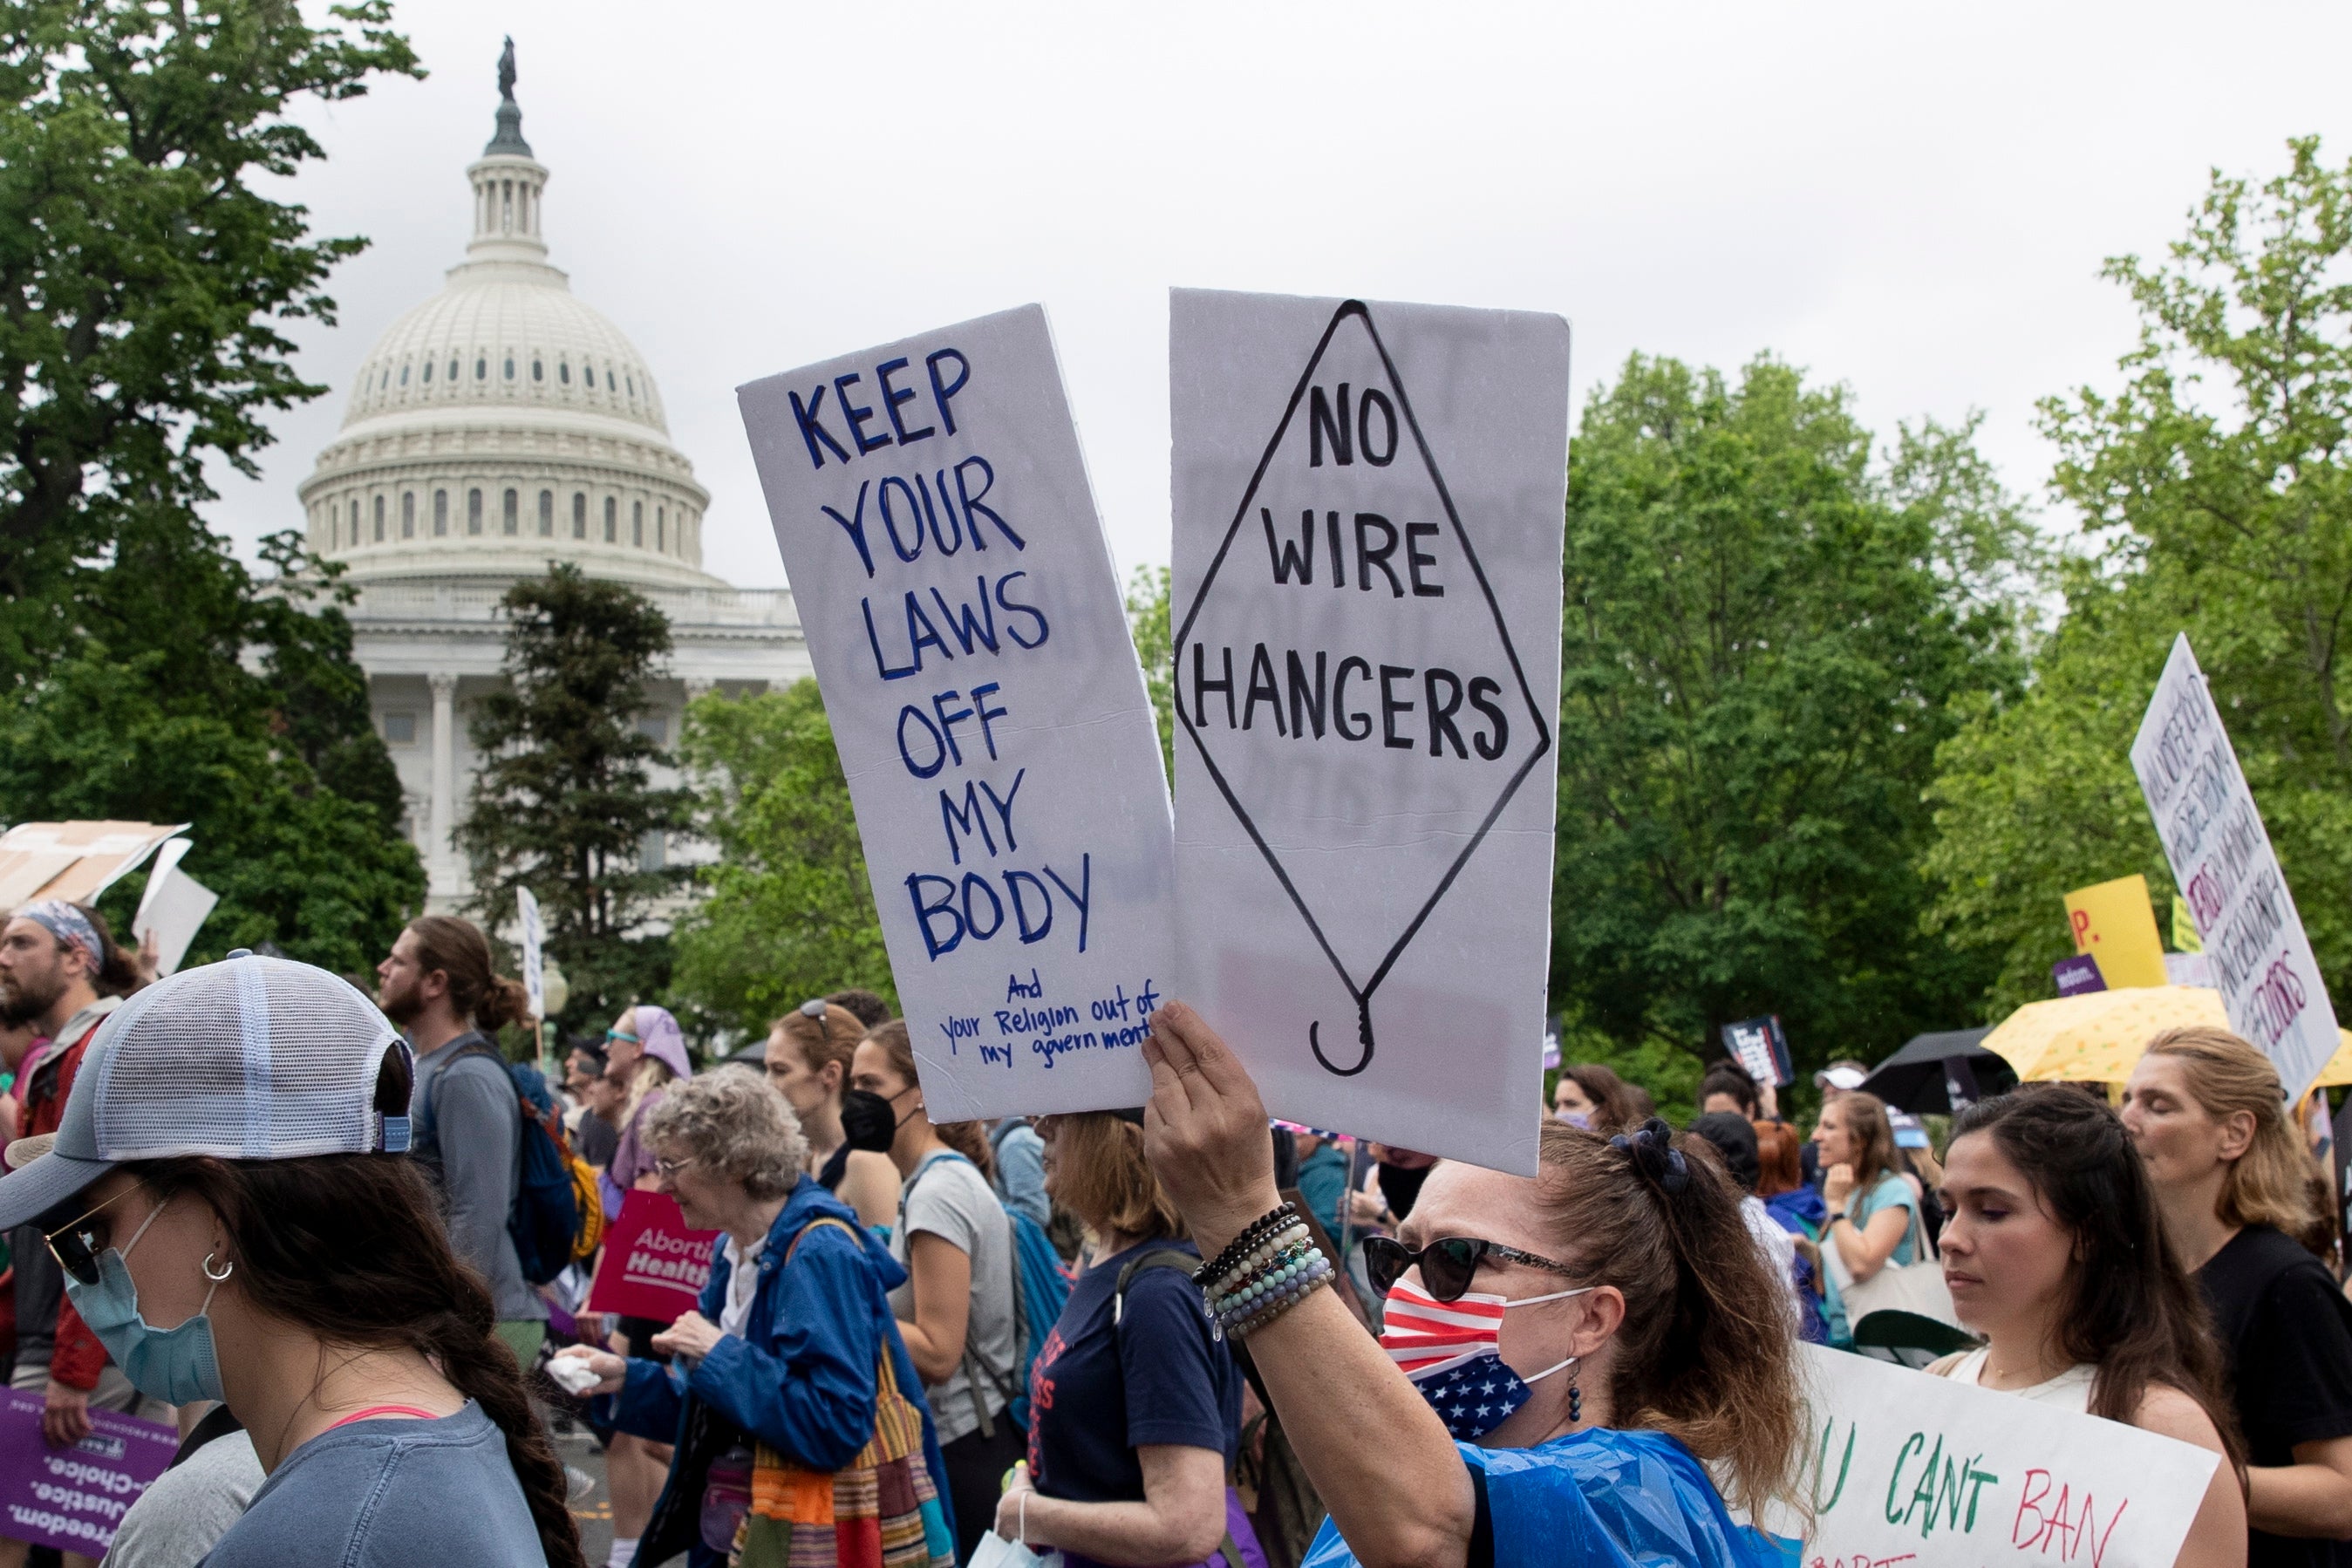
[1985,985,2352,1085]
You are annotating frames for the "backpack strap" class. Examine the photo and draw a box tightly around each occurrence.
[419,1037,513,1154]
[1112,1249,1203,1326]
[903,1150,1025,1437]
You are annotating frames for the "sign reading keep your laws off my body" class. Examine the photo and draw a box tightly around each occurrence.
[739,306,1174,1121]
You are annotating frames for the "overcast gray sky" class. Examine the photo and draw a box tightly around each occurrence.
[206,2,2352,590]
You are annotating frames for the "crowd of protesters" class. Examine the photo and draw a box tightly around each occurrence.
[0,903,2349,1566]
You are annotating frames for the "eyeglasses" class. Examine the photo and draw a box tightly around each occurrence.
[44,1183,151,1287]
[652,1155,696,1180]
[798,999,827,1019]
[1361,1234,1580,1303]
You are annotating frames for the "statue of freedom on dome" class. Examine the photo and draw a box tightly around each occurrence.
[497,36,517,101]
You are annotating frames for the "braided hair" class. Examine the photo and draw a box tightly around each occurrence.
[126,1149,586,1568]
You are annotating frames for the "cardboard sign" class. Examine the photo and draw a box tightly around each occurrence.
[2061,876,2168,990]
[1169,290,1570,1176]
[0,821,187,910]
[2051,954,2107,998]
[1786,1345,2216,1568]
[2132,635,2341,1101]
[585,1190,719,1321]
[517,886,545,1021]
[1723,1015,1796,1087]
[0,1391,175,1554]
[739,307,1175,1121]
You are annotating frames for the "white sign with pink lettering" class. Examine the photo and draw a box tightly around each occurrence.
[2131,633,2339,1103]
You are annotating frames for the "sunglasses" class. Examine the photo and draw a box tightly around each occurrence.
[44,1183,151,1287]
[798,999,828,1019]
[1361,1234,1579,1302]
[606,1028,639,1045]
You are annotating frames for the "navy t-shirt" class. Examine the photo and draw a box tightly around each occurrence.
[1026,1237,1243,1504]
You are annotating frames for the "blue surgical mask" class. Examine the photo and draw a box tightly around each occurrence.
[62,1200,228,1406]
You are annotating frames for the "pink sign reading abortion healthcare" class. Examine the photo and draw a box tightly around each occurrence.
[0,1389,176,1555]
[586,1190,719,1322]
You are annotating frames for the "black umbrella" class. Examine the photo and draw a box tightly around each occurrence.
[1860,1026,2013,1114]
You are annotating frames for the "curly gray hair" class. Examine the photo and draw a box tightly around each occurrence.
[641,1069,808,1201]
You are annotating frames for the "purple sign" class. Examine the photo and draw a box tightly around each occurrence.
[0,1389,175,1555]
[2053,953,2108,998]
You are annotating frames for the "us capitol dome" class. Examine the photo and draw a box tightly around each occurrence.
[299,44,809,909]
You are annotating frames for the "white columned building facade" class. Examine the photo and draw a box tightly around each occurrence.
[301,52,810,910]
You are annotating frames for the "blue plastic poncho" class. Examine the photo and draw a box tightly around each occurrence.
[1299,1427,1795,1568]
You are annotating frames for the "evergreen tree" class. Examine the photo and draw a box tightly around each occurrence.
[458,564,692,1033]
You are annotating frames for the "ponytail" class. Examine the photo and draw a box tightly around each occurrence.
[1533,1119,1804,1525]
[405,916,529,1033]
[127,1152,586,1568]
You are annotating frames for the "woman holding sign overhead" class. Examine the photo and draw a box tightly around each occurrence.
[2124,1028,2352,1567]
[1933,1084,2247,1568]
[1135,999,1798,1568]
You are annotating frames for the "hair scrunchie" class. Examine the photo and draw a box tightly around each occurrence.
[1610,1116,1691,1195]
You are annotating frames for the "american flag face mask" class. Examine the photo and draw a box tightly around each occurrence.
[1379,1277,1592,1440]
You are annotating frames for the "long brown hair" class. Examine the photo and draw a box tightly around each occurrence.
[1824,1090,1898,1192]
[1531,1121,1803,1523]
[404,916,528,1031]
[771,1003,867,1093]
[2143,1026,2318,1237]
[1557,1063,1644,1135]
[125,1150,584,1568]
[1752,1120,1804,1198]
[1951,1086,2242,1459]
[866,1019,992,1178]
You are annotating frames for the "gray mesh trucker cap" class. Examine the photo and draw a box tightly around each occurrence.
[0,951,410,1230]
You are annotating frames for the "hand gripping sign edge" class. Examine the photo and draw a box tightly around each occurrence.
[1172,298,1554,1078]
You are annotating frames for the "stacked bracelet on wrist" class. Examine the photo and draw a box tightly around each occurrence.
[1195,1202,1333,1339]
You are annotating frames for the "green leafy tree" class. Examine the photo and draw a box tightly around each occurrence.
[1126,563,1174,781]
[1926,137,2352,1006]
[1550,354,2036,1072]
[0,0,424,974]
[458,565,691,1033]
[669,678,893,1040]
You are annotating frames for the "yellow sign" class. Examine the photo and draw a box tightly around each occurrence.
[2062,875,2169,990]
[2171,894,2203,953]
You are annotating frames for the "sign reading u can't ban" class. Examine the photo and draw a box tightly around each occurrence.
[2132,633,2340,1103]
[1169,290,1571,1175]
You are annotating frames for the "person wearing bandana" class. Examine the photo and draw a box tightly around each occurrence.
[0,900,150,1568]
[1137,1000,1802,1568]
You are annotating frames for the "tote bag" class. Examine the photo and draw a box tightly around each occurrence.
[1837,1190,1959,1329]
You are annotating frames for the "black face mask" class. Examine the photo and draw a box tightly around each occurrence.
[840,1088,900,1154]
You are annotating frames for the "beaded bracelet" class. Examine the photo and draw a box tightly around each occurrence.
[1195,1201,1302,1292]
[1221,1251,1333,1339]
[1204,1227,1312,1320]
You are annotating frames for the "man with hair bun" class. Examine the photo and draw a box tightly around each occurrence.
[375,915,548,1367]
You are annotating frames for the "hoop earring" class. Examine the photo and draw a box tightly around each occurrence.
[201,1253,235,1283]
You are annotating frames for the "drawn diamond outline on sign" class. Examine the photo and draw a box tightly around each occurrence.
[1173,298,1555,1078]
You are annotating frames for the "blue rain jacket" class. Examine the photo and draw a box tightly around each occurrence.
[1299,1426,1795,1568]
[599,1175,952,1567]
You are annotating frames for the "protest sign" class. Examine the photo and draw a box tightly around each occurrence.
[0,821,186,909]
[585,1190,719,1321]
[2051,955,2106,998]
[1722,1015,1795,1087]
[517,886,545,1021]
[2132,634,2341,1102]
[0,1390,174,1555]
[130,837,217,979]
[1169,290,1570,1175]
[1783,1345,2216,1568]
[739,307,1174,1121]
[2061,876,2167,990]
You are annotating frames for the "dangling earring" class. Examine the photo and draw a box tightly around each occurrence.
[1565,1356,1583,1424]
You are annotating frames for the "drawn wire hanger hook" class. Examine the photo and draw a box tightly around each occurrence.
[1309,996,1377,1077]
